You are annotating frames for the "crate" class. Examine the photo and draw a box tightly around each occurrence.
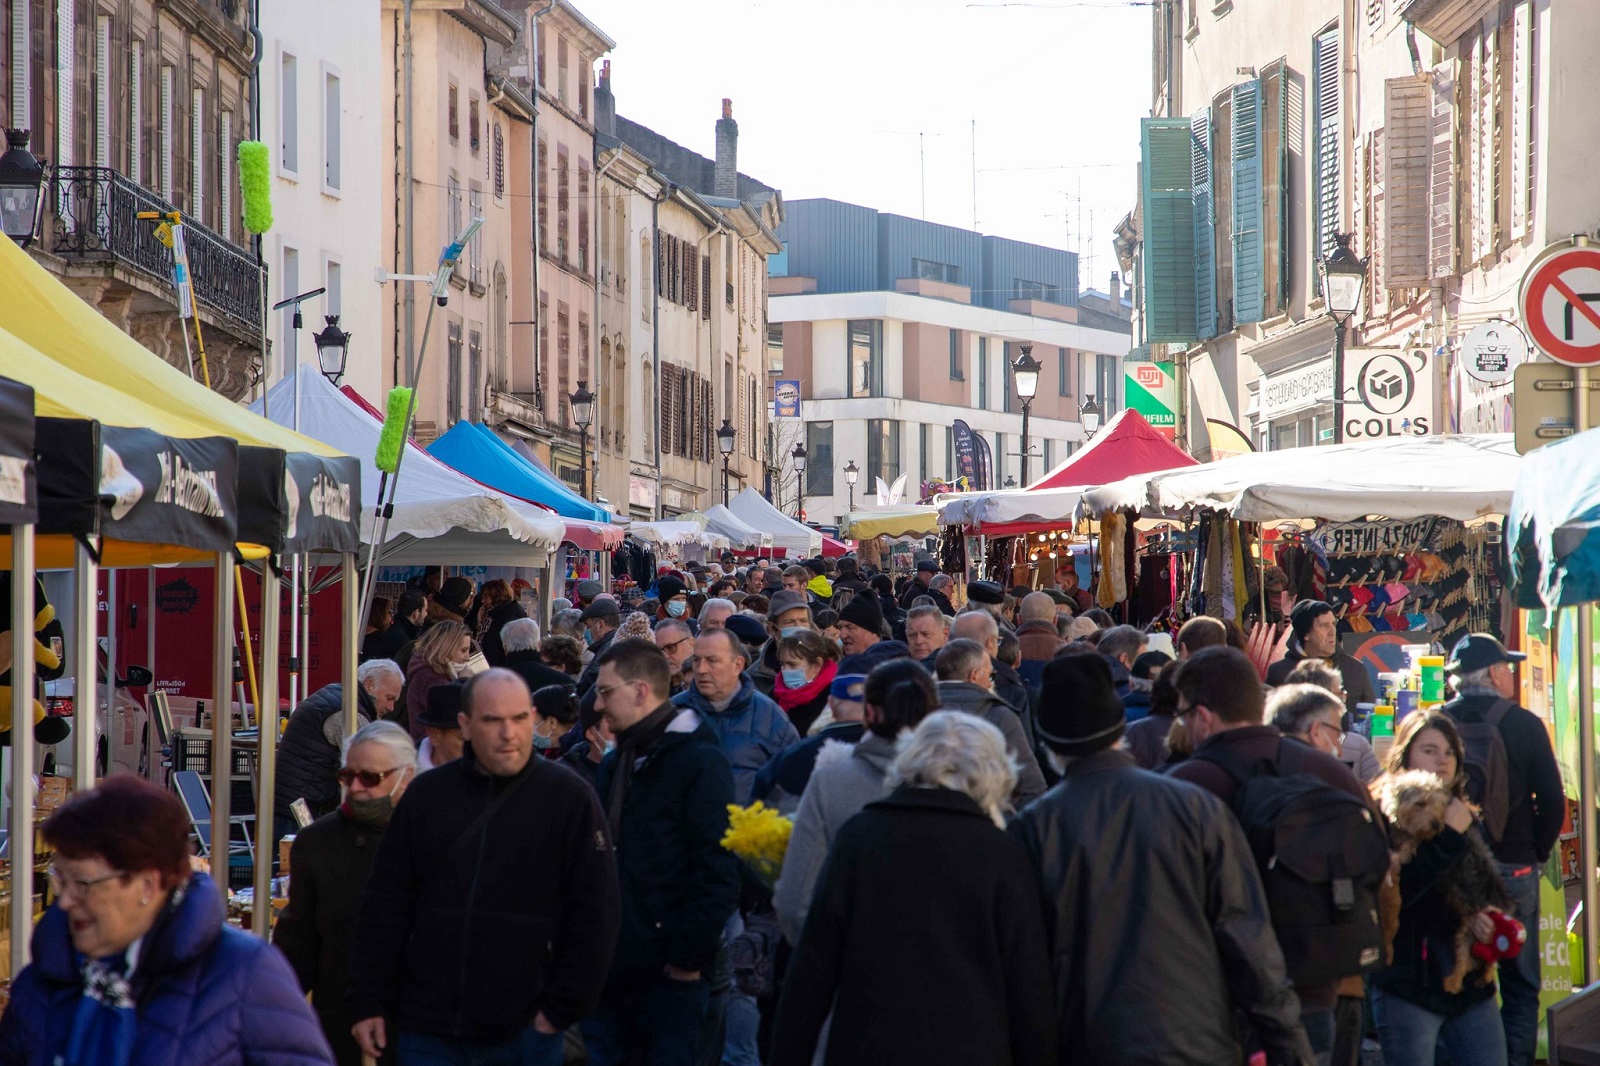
[171,730,256,778]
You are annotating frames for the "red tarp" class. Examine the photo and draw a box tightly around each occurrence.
[1027,409,1196,491]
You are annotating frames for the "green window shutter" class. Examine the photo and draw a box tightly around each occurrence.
[1231,80,1264,324]
[1140,117,1196,343]
[1313,27,1342,264]
[1191,107,1217,341]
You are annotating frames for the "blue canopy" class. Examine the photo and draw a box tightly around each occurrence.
[426,421,614,525]
[1508,426,1600,608]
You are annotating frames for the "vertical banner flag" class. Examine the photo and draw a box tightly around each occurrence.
[170,224,195,318]
[773,380,801,419]
[974,433,994,491]
[952,420,978,486]
[1125,361,1178,439]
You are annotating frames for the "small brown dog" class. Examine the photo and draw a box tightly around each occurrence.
[1373,770,1513,993]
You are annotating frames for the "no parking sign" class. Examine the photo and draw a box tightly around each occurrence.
[1519,240,1600,366]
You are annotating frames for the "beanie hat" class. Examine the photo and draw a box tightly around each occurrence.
[838,593,885,634]
[1035,654,1126,756]
[656,576,688,603]
[438,577,474,614]
[1289,599,1335,642]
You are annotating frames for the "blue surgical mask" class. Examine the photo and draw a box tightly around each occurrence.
[532,732,556,751]
[667,600,687,618]
[781,668,809,690]
[780,626,809,639]
[582,628,594,646]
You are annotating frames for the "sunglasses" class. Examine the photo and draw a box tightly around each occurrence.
[337,766,405,788]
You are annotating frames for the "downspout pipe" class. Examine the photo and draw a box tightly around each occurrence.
[590,148,622,500]
[403,0,415,385]
[651,178,665,518]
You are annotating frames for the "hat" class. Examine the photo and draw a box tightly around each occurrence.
[1009,584,1033,600]
[915,559,940,574]
[967,580,1005,605]
[1446,633,1526,675]
[438,577,474,614]
[1289,599,1335,642]
[805,557,828,576]
[656,576,687,603]
[1042,588,1073,607]
[574,579,604,602]
[579,599,621,622]
[723,614,768,648]
[838,592,884,634]
[767,589,811,621]
[829,673,868,700]
[1036,655,1126,756]
[416,681,464,729]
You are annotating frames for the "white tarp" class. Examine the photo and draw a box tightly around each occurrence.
[728,486,823,556]
[701,504,773,550]
[1082,433,1519,522]
[253,365,565,561]
[937,486,1092,530]
[627,520,730,551]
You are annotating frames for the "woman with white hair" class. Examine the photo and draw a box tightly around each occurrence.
[770,712,1056,1066]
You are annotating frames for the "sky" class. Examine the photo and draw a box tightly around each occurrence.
[583,0,1154,294]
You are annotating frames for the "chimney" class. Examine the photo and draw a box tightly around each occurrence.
[1110,271,1120,303]
[595,59,616,137]
[714,98,738,198]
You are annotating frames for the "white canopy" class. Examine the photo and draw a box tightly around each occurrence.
[254,366,565,563]
[728,486,823,556]
[937,486,1091,530]
[701,504,773,550]
[1082,433,1520,522]
[627,520,730,551]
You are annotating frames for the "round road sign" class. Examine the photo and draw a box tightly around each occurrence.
[1519,241,1600,366]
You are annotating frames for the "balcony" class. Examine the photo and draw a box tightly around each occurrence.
[47,167,265,344]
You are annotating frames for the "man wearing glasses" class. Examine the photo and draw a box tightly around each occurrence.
[653,620,695,696]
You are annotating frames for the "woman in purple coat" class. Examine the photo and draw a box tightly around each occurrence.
[0,774,333,1066]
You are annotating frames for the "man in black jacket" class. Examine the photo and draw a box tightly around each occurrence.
[365,590,426,664]
[347,669,620,1064]
[500,617,577,695]
[575,599,622,695]
[584,638,741,1066]
[274,659,403,840]
[1011,654,1314,1066]
[1264,600,1375,720]
[1443,634,1564,1066]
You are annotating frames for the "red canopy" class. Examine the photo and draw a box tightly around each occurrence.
[1028,408,1196,491]
[821,535,851,557]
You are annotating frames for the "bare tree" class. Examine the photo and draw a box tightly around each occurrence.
[767,418,807,517]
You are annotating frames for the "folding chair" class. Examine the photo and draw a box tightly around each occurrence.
[172,770,254,861]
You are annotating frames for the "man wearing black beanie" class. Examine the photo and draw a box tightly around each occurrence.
[1264,599,1374,720]
[836,593,885,657]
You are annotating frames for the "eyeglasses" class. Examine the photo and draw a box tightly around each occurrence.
[336,766,405,789]
[1315,720,1347,748]
[658,636,691,655]
[47,866,124,899]
[594,681,642,702]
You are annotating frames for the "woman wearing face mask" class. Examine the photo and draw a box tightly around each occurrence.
[560,703,614,790]
[275,721,417,1065]
[773,629,843,739]
[531,684,582,760]
[653,576,700,632]
[402,622,473,744]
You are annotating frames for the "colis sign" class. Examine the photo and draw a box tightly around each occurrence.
[1342,348,1433,439]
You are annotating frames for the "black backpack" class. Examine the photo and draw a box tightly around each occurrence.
[1199,740,1392,987]
[1444,697,1513,845]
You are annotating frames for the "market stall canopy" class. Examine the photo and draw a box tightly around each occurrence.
[700,504,773,551]
[0,377,36,527]
[1084,433,1519,523]
[728,487,823,557]
[627,520,729,551]
[839,507,939,540]
[939,486,1092,535]
[1508,427,1600,608]
[820,534,850,557]
[253,366,563,563]
[1028,408,1196,491]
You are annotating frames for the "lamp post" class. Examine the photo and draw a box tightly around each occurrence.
[312,315,352,386]
[1079,394,1103,438]
[1004,475,1017,489]
[844,459,859,512]
[0,130,44,248]
[1319,232,1368,444]
[716,418,736,506]
[1011,344,1041,487]
[570,380,594,499]
[790,443,807,517]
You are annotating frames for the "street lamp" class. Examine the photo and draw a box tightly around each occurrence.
[312,315,352,386]
[1079,394,1103,438]
[1012,344,1041,487]
[0,129,44,248]
[570,380,594,498]
[790,443,807,517]
[716,418,737,506]
[1319,232,1368,444]
[1004,475,1017,489]
[844,459,859,512]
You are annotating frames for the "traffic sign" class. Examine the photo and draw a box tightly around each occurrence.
[1460,318,1528,385]
[1519,240,1600,366]
[1512,362,1600,453]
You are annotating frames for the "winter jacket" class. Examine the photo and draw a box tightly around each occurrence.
[1443,689,1565,864]
[1338,731,1383,784]
[1121,678,1154,722]
[898,578,953,615]
[503,648,578,698]
[363,617,419,665]
[0,872,333,1066]
[1014,619,1062,688]
[273,810,392,1066]
[345,746,621,1041]
[403,655,456,744]
[748,638,781,699]
[934,681,1048,807]
[559,740,603,790]
[476,599,528,667]
[1265,647,1376,721]
[1011,750,1314,1066]
[1106,656,1133,702]
[771,787,1056,1066]
[1125,712,1175,770]
[773,733,899,944]
[274,683,375,837]
[595,708,742,987]
[673,675,799,804]
[750,721,868,816]
[992,660,1038,749]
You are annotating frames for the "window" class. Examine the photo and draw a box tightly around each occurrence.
[468,328,483,421]
[640,234,652,321]
[535,21,545,87]
[557,36,569,104]
[977,336,988,408]
[279,53,297,174]
[493,124,504,199]
[948,330,964,380]
[280,246,299,357]
[725,233,735,306]
[219,111,234,240]
[538,291,549,409]
[468,94,480,154]
[536,140,548,251]
[1014,279,1061,302]
[767,322,783,371]
[805,421,834,497]
[129,40,144,183]
[867,419,901,488]
[919,423,931,485]
[447,82,459,143]
[468,185,483,286]
[1260,59,1291,318]
[913,258,959,283]
[847,320,881,398]
[1210,87,1234,331]
[1058,347,1070,396]
[447,321,464,424]
[945,426,955,480]
[1097,354,1120,418]
[446,175,462,257]
[325,260,341,316]
[1002,342,1014,414]
[160,64,174,200]
[94,16,110,169]
[556,305,570,422]
[556,148,569,262]
[1312,25,1341,267]
[577,166,589,273]
[323,71,340,190]
[578,54,589,119]
[190,88,204,220]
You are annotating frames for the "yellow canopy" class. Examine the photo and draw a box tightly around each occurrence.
[838,507,941,540]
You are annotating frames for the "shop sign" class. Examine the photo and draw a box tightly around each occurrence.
[1260,360,1335,421]
[773,380,802,419]
[1341,348,1433,439]
[1125,361,1178,438]
[1309,516,1441,555]
[1460,319,1529,384]
[628,475,657,509]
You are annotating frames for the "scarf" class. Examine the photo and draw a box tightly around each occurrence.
[774,660,837,714]
[605,700,679,841]
[62,925,153,1066]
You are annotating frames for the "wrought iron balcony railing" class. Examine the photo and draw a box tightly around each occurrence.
[48,166,265,342]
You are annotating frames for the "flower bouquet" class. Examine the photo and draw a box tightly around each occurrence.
[720,801,793,890]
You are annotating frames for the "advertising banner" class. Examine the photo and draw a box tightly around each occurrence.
[952,420,978,486]
[973,431,994,491]
[773,380,801,419]
[1125,361,1178,438]
[0,377,36,526]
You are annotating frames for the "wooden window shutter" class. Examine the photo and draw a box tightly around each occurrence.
[56,0,73,168]
[1312,27,1341,262]
[1509,0,1531,240]
[1429,65,1456,280]
[656,232,666,297]
[704,377,715,459]
[11,0,29,128]
[1211,89,1233,333]
[1139,116,1197,342]
[1190,107,1216,341]
[1230,80,1264,324]
[1261,60,1290,316]
[685,240,697,311]
[1468,28,1493,263]
[701,255,711,320]
[1383,74,1431,287]
[1369,130,1387,312]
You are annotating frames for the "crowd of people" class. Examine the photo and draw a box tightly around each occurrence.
[0,554,1566,1066]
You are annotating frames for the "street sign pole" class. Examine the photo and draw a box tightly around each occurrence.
[1581,363,1599,985]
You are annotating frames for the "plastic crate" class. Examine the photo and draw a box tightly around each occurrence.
[171,731,256,778]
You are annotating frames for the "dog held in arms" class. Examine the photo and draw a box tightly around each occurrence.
[1374,769,1514,994]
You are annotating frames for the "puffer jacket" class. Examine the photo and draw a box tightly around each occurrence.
[934,681,1048,807]
[673,675,799,804]
[0,872,334,1066]
[1011,750,1313,1066]
[274,683,375,838]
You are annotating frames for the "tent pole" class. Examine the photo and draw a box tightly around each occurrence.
[72,541,97,791]
[537,559,554,641]
[342,554,359,736]
[234,569,260,727]
[210,555,234,899]
[10,526,36,972]
[251,565,280,939]
[287,558,300,708]
[1578,364,1598,984]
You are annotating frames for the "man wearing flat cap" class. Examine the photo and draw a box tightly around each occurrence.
[1011,654,1314,1066]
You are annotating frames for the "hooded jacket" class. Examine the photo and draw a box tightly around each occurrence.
[0,872,333,1066]
[933,681,1048,807]
[672,675,799,804]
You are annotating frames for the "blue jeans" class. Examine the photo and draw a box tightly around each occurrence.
[1371,987,1507,1066]
[1497,862,1540,1066]
[723,989,762,1066]
[1301,1006,1335,1065]
[581,977,709,1066]
[396,1028,565,1066]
